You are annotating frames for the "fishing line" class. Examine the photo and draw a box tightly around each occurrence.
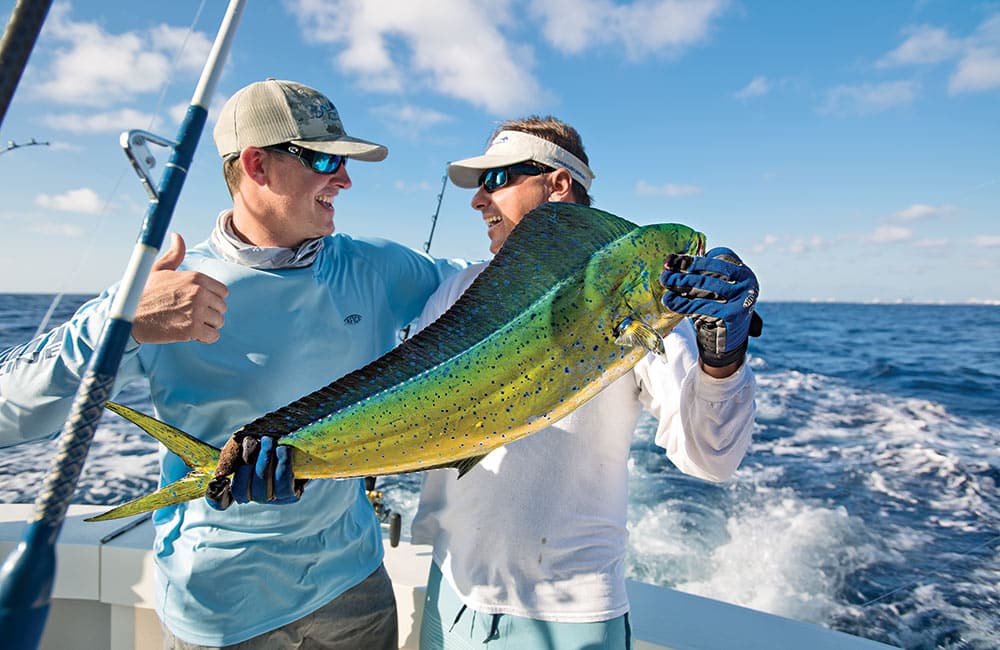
[32,0,209,338]
[858,529,1000,608]
[955,177,999,199]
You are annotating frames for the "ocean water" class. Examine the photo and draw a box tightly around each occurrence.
[1,294,998,649]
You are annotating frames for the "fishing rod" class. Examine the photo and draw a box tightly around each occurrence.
[424,169,448,253]
[0,138,50,156]
[0,2,247,647]
[397,169,448,344]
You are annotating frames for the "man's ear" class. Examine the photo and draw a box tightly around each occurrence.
[240,147,269,186]
[548,168,575,202]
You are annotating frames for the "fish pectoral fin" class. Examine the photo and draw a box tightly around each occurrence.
[613,315,665,356]
[84,471,216,522]
[453,454,489,478]
[423,453,489,478]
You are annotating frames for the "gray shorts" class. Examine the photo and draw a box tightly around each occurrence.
[162,563,398,650]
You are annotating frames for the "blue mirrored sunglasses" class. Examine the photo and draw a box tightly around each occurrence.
[266,142,346,174]
[477,163,547,193]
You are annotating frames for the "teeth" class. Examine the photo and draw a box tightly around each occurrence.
[485,216,502,226]
[316,195,333,208]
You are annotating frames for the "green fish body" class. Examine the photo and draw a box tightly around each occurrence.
[89,203,704,521]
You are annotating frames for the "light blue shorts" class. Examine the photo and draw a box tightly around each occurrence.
[419,561,631,650]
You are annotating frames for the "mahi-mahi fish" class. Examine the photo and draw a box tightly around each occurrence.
[87,202,705,521]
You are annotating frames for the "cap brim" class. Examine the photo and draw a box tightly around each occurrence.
[292,136,388,162]
[447,152,531,188]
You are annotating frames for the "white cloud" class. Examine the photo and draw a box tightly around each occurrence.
[636,180,702,197]
[35,188,103,214]
[735,76,770,99]
[788,235,829,254]
[750,233,780,254]
[949,47,1000,93]
[371,103,453,135]
[28,222,86,237]
[875,14,1000,94]
[952,13,1000,92]
[973,235,1000,247]
[288,0,546,115]
[32,4,212,108]
[870,225,912,243]
[890,203,957,221]
[820,81,919,115]
[877,25,962,67]
[48,141,79,152]
[286,0,728,114]
[751,233,828,255]
[532,0,728,59]
[42,109,160,134]
[913,238,950,248]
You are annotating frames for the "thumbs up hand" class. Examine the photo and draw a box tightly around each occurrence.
[132,233,229,344]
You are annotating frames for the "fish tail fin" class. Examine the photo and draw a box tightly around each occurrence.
[85,401,222,522]
[84,473,214,521]
[104,401,222,467]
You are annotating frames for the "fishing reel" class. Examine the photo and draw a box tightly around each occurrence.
[365,476,402,548]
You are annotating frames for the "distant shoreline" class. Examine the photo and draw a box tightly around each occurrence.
[1,292,998,307]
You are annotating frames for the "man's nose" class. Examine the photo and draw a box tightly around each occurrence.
[331,166,352,190]
[471,186,489,210]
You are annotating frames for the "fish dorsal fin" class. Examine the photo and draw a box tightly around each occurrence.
[242,203,639,436]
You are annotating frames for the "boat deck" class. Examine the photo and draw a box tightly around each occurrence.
[0,504,901,649]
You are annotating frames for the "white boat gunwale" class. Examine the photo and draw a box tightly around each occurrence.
[0,504,901,650]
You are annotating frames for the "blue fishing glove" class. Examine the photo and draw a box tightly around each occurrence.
[660,247,763,367]
[205,435,306,510]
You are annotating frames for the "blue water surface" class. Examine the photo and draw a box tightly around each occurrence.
[1,295,998,649]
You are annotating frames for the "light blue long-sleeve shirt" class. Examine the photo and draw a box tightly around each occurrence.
[0,233,464,645]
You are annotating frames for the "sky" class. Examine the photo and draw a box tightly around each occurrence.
[0,0,998,303]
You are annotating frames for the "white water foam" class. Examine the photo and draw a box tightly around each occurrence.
[623,366,999,646]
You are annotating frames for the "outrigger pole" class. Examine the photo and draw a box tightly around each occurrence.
[0,0,53,129]
[0,2,247,647]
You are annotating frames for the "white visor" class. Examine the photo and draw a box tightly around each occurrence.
[448,130,595,191]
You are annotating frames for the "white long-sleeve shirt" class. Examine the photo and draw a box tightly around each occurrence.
[410,262,756,622]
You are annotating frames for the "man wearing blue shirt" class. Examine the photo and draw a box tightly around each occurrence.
[0,79,464,649]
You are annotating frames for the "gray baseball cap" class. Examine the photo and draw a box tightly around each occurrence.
[213,79,387,161]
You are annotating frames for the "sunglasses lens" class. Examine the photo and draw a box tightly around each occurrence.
[481,168,509,193]
[311,153,344,174]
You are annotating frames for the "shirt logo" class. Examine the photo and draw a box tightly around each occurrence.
[344,314,362,325]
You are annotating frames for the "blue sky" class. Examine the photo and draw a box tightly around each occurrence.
[0,0,998,302]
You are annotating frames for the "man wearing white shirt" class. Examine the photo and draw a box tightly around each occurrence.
[411,116,760,649]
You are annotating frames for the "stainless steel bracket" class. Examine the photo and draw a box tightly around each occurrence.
[120,129,177,200]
